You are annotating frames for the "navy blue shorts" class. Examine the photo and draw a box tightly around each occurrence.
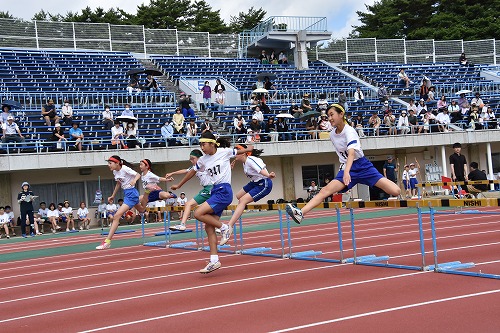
[147,190,164,202]
[335,157,384,190]
[206,183,233,217]
[123,188,140,208]
[403,180,410,190]
[410,178,418,189]
[243,178,273,202]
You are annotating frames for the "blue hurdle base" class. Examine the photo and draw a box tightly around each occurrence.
[426,261,475,271]
[154,229,193,236]
[202,244,234,253]
[169,241,199,250]
[290,250,323,259]
[437,269,500,280]
[144,241,167,247]
[239,247,284,258]
[101,229,135,236]
[343,254,387,263]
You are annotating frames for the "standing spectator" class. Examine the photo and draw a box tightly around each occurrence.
[437,95,447,111]
[102,105,114,130]
[397,68,411,89]
[233,114,247,137]
[77,202,91,230]
[41,99,60,127]
[144,75,159,91]
[68,122,84,151]
[200,81,212,111]
[161,120,176,146]
[124,122,138,148]
[384,109,396,135]
[185,118,199,145]
[178,93,195,118]
[1,115,25,145]
[449,142,468,182]
[368,112,382,136]
[121,104,134,118]
[111,120,127,149]
[377,83,388,102]
[17,181,35,237]
[383,156,399,185]
[466,162,488,196]
[402,165,411,198]
[259,50,269,64]
[419,80,429,101]
[354,87,365,105]
[49,123,67,150]
[448,100,461,123]
[213,79,225,93]
[408,109,418,134]
[172,108,185,134]
[214,89,226,114]
[60,100,73,126]
[200,118,213,133]
[338,91,347,110]
[301,93,313,113]
[276,116,291,141]
[436,108,451,132]
[278,51,288,64]
[408,161,420,197]
[397,110,410,134]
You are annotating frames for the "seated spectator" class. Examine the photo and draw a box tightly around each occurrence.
[144,74,159,91]
[416,99,427,116]
[61,200,75,232]
[1,116,25,145]
[49,123,67,149]
[278,51,288,64]
[185,118,199,145]
[38,202,49,233]
[301,94,313,113]
[276,116,291,141]
[1,104,13,124]
[178,93,195,118]
[368,112,381,136]
[102,105,114,130]
[252,106,264,126]
[305,116,318,139]
[419,109,436,133]
[448,100,461,123]
[200,118,213,133]
[457,93,470,114]
[482,106,497,129]
[307,181,319,201]
[384,110,396,135]
[397,110,410,134]
[459,52,471,66]
[408,109,418,134]
[233,114,247,136]
[318,113,333,133]
[77,202,91,230]
[397,68,411,88]
[407,99,417,114]
[436,108,451,132]
[437,95,447,111]
[124,122,138,148]
[259,50,269,64]
[47,203,61,233]
[346,113,353,127]
[289,102,303,118]
[248,116,262,142]
[127,74,141,94]
[106,198,118,226]
[111,120,127,149]
[377,83,388,102]
[354,87,365,106]
[254,78,264,90]
[60,100,73,126]
[259,101,271,116]
[68,122,84,151]
[381,100,392,115]
[161,120,176,146]
[0,206,11,239]
[317,93,329,112]
[466,162,488,196]
[262,117,277,142]
[121,104,134,118]
[41,99,60,127]
[468,105,482,130]
[172,108,185,134]
[269,50,278,64]
[214,88,226,114]
[471,92,484,108]
[427,86,436,103]
[200,81,212,111]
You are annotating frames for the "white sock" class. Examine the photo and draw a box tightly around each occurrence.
[210,255,219,263]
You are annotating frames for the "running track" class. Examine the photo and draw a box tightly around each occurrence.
[0,208,498,332]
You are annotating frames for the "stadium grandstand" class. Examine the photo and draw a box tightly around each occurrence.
[0,16,499,229]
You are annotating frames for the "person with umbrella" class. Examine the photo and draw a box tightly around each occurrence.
[126,74,141,94]
[144,75,159,91]
[1,115,25,145]
[1,104,13,124]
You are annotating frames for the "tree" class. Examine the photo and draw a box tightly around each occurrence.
[64,7,133,25]
[32,9,64,22]
[135,0,192,30]
[229,7,266,33]
[0,11,14,19]
[188,0,230,33]
[351,0,500,40]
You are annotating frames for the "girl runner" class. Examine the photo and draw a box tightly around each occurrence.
[167,149,212,231]
[220,144,275,245]
[171,132,253,273]
[286,104,401,224]
[96,155,143,249]
[138,159,174,213]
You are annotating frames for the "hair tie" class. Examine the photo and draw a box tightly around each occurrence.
[199,138,217,144]
[141,159,151,170]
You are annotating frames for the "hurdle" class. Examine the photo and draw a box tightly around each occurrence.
[141,207,194,248]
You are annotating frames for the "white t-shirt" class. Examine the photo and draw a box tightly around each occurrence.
[47,209,59,218]
[187,166,211,187]
[409,168,418,179]
[141,170,160,189]
[0,213,9,225]
[38,207,48,217]
[62,207,73,216]
[195,148,236,185]
[111,125,124,139]
[2,122,19,135]
[77,207,89,218]
[155,200,166,208]
[243,156,267,182]
[177,197,187,206]
[402,170,410,181]
[113,165,138,190]
[106,203,117,213]
[329,125,364,165]
[7,211,14,222]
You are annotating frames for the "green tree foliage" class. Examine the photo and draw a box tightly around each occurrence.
[135,0,193,30]
[64,7,133,25]
[352,0,500,40]
[0,11,14,19]
[229,7,267,33]
[189,0,231,33]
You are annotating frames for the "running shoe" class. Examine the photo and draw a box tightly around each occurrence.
[286,203,303,224]
[22,234,27,238]
[6,235,10,239]
[199,261,221,274]
[219,227,233,246]
[96,239,111,250]
[169,224,186,231]
[215,227,221,235]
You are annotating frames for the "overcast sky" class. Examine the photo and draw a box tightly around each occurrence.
[4,0,376,38]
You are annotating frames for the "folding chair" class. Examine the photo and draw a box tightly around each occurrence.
[441,176,471,199]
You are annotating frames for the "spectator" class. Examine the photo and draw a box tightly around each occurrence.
[381,100,391,115]
[68,122,84,151]
[427,86,436,103]
[41,99,60,127]
[185,118,199,145]
[318,113,333,133]
[213,79,225,93]
[457,93,470,113]
[1,115,25,145]
[419,80,429,101]
[254,77,264,90]
[408,161,420,197]
[77,202,91,230]
[178,93,195,118]
[397,110,410,134]
[354,87,365,106]
[102,105,114,130]
[264,76,277,100]
[383,156,399,184]
[449,142,468,182]
[172,108,185,134]
[60,100,73,126]
[49,123,67,150]
[377,83,388,102]
[352,113,365,137]
[111,120,127,149]
[301,93,313,113]
[262,117,277,142]
[259,50,269,64]
[437,95,447,111]
[317,93,328,112]
[436,108,451,132]
[471,92,484,108]
[419,109,436,133]
[176,193,188,220]
[248,116,262,142]
[416,99,427,116]
[4,205,15,236]
[368,112,381,136]
[124,122,138,148]
[269,50,278,64]
[397,68,411,88]
[276,116,291,141]
[289,102,303,118]
[407,99,417,114]
[233,114,247,136]
[47,203,61,233]
[0,206,11,239]
[161,120,176,146]
[61,200,75,232]
[126,74,141,94]
[338,91,347,110]
[483,106,497,129]
[38,202,49,233]
[252,105,264,126]
[1,104,12,125]
[278,51,288,64]
[307,181,318,201]
[17,181,36,237]
[408,109,418,134]
[466,162,488,196]
[121,104,134,118]
[305,115,318,139]
[459,52,471,66]
[214,88,226,114]
[200,118,213,133]
[448,100,461,123]
[345,113,353,127]
[468,104,482,130]
[144,75,159,91]
[105,198,118,227]
[200,81,212,111]
[384,109,396,135]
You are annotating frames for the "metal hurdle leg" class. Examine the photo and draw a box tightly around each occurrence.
[236,208,282,257]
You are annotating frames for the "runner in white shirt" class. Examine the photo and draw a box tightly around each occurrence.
[287,104,400,224]
[137,159,174,214]
[170,132,253,274]
[77,202,91,230]
[220,144,276,245]
[96,155,141,250]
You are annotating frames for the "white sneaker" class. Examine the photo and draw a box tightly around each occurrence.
[96,240,111,250]
[199,261,221,274]
[66,228,70,232]
[286,203,303,224]
[169,224,186,231]
[215,227,221,235]
[219,226,233,246]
